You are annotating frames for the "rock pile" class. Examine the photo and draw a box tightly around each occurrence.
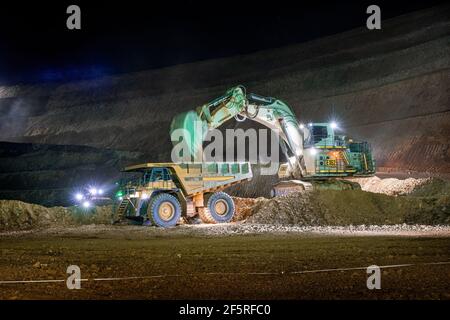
[351,176,431,196]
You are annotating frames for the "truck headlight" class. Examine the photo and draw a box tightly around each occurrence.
[75,193,84,201]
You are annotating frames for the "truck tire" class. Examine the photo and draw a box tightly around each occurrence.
[198,207,215,224]
[147,193,181,227]
[201,191,235,223]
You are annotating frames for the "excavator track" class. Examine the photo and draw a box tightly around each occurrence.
[271,179,361,197]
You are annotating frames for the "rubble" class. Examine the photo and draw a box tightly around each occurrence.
[0,200,112,231]
[242,192,324,225]
[350,176,431,196]
[231,197,266,221]
[234,177,450,226]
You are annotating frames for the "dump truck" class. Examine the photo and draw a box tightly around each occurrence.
[113,162,252,227]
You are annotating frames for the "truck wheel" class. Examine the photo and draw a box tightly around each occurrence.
[203,191,235,223]
[148,193,181,227]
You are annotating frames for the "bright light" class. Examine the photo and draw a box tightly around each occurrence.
[308,122,313,127]
[330,121,338,129]
[118,196,123,201]
[98,189,104,195]
[141,193,149,199]
[89,188,98,195]
[309,148,318,156]
[299,124,305,129]
[82,201,91,208]
[75,193,83,201]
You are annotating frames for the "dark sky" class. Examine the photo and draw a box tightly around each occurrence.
[0,0,446,84]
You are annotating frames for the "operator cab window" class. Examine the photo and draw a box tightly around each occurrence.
[150,168,171,182]
[311,125,328,144]
[142,171,151,184]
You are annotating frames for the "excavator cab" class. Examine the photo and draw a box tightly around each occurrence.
[300,122,375,178]
[304,123,334,147]
[303,122,347,148]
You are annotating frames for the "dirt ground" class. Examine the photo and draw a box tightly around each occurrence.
[0,225,449,300]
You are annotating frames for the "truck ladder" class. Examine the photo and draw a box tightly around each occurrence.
[114,198,131,223]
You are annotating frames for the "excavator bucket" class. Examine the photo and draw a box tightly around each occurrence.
[170,110,208,161]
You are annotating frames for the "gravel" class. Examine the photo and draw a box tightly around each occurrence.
[180,223,450,236]
[2,223,449,238]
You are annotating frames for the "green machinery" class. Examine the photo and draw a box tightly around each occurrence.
[170,85,375,196]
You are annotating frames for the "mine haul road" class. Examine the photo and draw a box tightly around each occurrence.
[0,225,449,300]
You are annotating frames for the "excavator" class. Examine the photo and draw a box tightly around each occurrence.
[170,85,375,196]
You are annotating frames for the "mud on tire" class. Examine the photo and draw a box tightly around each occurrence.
[199,191,235,224]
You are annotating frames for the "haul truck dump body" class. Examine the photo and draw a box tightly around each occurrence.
[113,162,252,227]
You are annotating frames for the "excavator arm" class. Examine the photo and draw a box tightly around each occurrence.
[170,85,307,177]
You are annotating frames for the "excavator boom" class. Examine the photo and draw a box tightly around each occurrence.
[170,86,247,160]
[170,86,306,174]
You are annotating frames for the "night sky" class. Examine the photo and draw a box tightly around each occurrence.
[0,0,446,84]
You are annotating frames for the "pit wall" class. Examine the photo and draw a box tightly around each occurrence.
[0,5,449,203]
